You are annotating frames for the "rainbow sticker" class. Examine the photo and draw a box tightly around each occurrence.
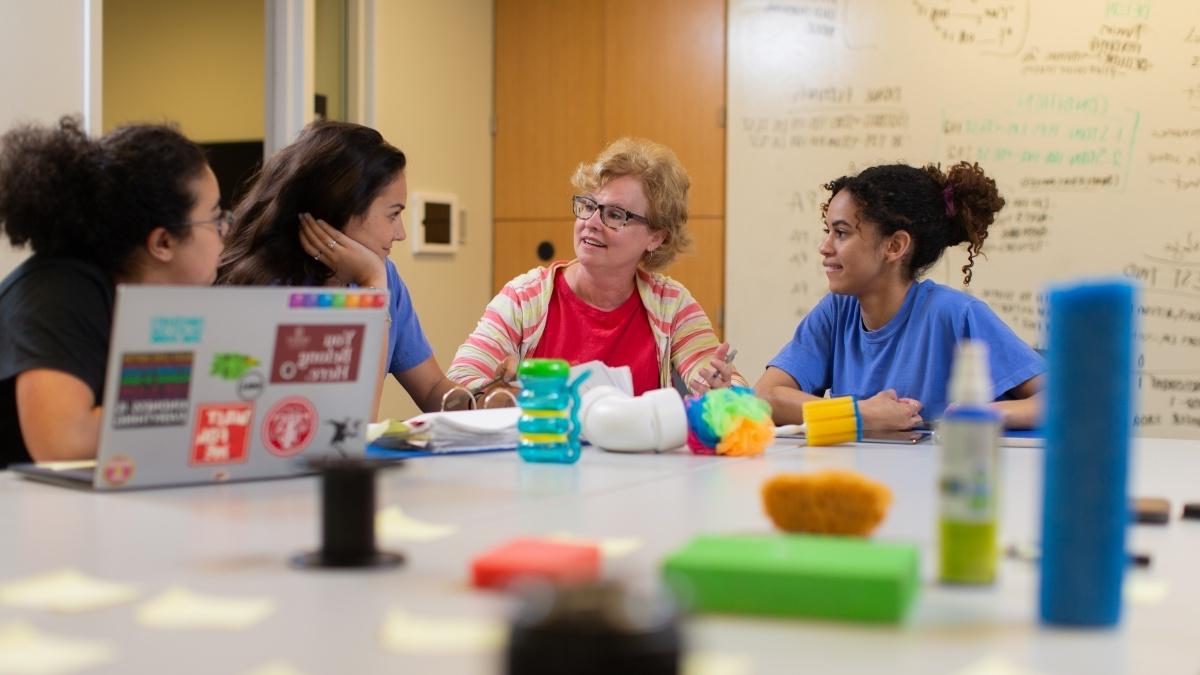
[288,291,387,309]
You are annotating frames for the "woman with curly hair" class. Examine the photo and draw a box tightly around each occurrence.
[0,117,225,466]
[755,162,1043,430]
[449,138,742,399]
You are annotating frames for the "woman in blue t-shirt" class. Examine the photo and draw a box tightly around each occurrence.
[218,121,457,416]
[755,162,1044,430]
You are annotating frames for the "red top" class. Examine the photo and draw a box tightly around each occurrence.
[530,269,660,394]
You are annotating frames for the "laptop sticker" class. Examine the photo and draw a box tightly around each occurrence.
[190,403,254,466]
[326,417,364,454]
[270,325,364,384]
[101,455,136,487]
[262,397,318,457]
[210,353,261,381]
[236,371,266,400]
[149,316,204,344]
[113,352,194,429]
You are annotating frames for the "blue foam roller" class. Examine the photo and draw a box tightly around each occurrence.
[1039,278,1136,627]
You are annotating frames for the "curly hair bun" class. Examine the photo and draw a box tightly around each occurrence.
[0,117,106,255]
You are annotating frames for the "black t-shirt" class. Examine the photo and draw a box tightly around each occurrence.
[0,256,114,468]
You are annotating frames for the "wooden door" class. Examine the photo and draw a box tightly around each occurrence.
[494,0,727,332]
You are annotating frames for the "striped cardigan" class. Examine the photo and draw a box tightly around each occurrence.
[448,260,746,393]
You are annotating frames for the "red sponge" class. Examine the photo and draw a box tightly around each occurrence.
[471,538,601,590]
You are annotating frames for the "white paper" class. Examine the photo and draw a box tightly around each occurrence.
[379,609,504,653]
[0,569,138,613]
[136,587,275,630]
[376,506,458,542]
[0,622,115,675]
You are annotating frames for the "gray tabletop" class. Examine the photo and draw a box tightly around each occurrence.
[2,438,1198,675]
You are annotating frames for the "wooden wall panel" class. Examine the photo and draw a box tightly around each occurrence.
[494,0,605,220]
[660,217,724,337]
[494,0,727,333]
[602,0,726,218]
[491,219,576,293]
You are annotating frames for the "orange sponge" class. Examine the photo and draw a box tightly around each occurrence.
[761,470,893,536]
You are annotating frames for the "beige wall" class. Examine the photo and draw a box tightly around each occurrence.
[103,0,264,141]
[314,0,345,121]
[374,0,495,420]
[0,0,94,277]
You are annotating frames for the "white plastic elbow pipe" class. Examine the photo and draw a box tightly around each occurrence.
[579,386,688,453]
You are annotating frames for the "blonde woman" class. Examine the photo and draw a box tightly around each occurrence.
[449,138,741,397]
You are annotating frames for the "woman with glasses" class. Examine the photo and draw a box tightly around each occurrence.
[0,117,225,467]
[449,137,742,399]
[218,121,458,415]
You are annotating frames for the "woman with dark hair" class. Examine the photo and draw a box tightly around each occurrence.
[755,162,1043,430]
[219,121,456,414]
[0,117,226,467]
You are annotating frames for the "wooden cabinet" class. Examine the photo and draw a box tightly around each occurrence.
[494,0,727,332]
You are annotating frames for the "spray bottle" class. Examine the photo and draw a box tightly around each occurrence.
[938,340,1003,584]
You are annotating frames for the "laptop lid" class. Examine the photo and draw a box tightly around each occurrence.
[71,284,388,490]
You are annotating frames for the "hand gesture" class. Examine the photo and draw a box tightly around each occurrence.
[299,213,387,288]
[691,343,736,394]
[857,389,923,431]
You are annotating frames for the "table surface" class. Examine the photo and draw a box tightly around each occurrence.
[2,437,1198,675]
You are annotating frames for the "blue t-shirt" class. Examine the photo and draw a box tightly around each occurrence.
[768,279,1044,421]
[383,259,433,375]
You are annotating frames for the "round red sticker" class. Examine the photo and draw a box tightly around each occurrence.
[261,397,318,457]
[101,454,136,487]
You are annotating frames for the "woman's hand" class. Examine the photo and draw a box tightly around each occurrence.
[857,389,923,430]
[691,343,736,394]
[474,355,521,408]
[299,213,386,288]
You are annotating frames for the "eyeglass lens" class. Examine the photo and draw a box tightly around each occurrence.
[573,196,629,230]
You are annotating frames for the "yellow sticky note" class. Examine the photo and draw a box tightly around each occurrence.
[1125,576,1169,606]
[950,655,1052,675]
[0,621,115,675]
[136,586,275,630]
[545,532,642,558]
[243,660,311,675]
[683,651,753,675]
[379,609,504,653]
[0,569,138,613]
[376,506,457,542]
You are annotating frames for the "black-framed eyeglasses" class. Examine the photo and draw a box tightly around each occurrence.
[572,195,650,232]
[183,209,233,240]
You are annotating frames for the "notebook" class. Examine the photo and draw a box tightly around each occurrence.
[366,407,521,458]
[11,285,388,490]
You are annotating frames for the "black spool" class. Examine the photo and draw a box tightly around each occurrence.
[292,459,404,569]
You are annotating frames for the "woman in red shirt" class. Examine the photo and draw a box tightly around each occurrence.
[450,138,740,399]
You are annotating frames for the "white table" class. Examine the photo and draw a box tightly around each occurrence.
[2,438,1197,674]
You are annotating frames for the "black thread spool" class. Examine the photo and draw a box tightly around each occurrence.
[507,581,680,675]
[292,458,404,569]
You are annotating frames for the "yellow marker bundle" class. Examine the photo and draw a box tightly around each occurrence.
[775,396,861,446]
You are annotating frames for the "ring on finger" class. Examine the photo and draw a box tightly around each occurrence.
[314,253,322,262]
[327,239,336,248]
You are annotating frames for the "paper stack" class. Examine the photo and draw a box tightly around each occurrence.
[368,407,521,452]
[570,360,634,397]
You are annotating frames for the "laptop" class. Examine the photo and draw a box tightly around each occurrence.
[12,285,388,490]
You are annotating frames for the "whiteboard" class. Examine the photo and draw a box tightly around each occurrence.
[726,0,1200,439]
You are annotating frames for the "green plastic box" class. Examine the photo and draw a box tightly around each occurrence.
[662,534,920,623]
